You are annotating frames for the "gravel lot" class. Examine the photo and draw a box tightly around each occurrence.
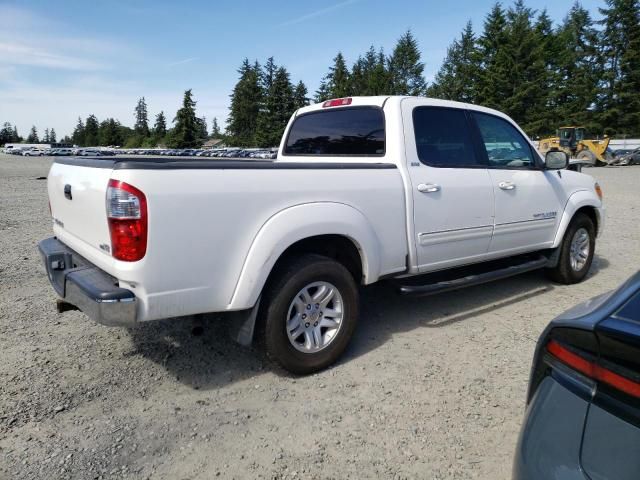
[1,154,639,480]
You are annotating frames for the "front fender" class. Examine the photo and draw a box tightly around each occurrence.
[228,202,383,310]
[552,190,604,248]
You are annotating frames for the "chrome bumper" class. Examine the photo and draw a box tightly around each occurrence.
[38,237,137,327]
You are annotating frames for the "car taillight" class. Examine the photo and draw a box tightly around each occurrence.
[547,339,640,399]
[106,179,147,261]
[322,98,352,108]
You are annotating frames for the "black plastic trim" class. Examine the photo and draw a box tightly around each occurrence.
[53,157,397,170]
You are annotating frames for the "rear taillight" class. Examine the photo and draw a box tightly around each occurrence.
[106,179,147,261]
[547,339,640,399]
[322,97,352,108]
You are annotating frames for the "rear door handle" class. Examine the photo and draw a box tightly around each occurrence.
[498,181,516,190]
[417,183,440,193]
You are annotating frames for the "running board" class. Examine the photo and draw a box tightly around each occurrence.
[397,255,548,297]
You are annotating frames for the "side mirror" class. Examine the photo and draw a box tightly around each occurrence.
[545,150,569,170]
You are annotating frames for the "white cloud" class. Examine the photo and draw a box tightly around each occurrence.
[166,57,198,67]
[279,0,362,27]
[0,42,107,71]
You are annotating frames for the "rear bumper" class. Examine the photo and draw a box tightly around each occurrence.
[38,237,137,327]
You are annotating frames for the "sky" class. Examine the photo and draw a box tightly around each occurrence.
[0,0,605,139]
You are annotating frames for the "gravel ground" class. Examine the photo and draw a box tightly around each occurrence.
[1,154,639,480]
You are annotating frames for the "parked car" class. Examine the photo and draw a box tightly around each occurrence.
[39,96,604,374]
[79,149,102,156]
[513,270,640,480]
[22,148,45,156]
[50,148,74,156]
[617,147,640,166]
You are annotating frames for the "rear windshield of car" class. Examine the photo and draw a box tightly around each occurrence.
[284,107,385,156]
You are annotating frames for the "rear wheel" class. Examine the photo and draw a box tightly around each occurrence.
[260,254,359,374]
[546,213,595,284]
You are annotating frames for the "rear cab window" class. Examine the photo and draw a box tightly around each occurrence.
[284,107,385,156]
[412,107,481,167]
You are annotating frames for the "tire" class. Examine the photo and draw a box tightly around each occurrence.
[576,149,597,166]
[260,254,359,375]
[545,213,595,284]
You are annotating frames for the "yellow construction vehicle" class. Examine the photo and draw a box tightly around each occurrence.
[538,126,611,166]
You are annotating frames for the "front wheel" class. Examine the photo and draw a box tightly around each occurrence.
[545,213,595,284]
[261,254,359,374]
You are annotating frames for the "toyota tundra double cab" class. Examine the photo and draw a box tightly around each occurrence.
[39,96,604,373]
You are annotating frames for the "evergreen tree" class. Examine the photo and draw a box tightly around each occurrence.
[153,111,167,138]
[84,115,100,146]
[351,47,392,96]
[293,81,309,109]
[0,122,13,145]
[262,57,277,93]
[429,21,480,102]
[43,128,50,143]
[27,126,39,143]
[500,1,548,134]
[477,3,510,109]
[170,89,200,148]
[134,97,150,137]
[597,0,640,135]
[321,52,351,98]
[12,126,20,142]
[256,66,295,147]
[314,78,331,103]
[99,118,123,146]
[49,128,56,143]
[197,116,208,142]
[72,117,85,146]
[554,2,600,130]
[389,30,427,95]
[226,59,263,146]
[211,117,221,138]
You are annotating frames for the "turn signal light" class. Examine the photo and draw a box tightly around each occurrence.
[106,179,148,262]
[595,183,603,200]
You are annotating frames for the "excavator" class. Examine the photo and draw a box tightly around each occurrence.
[538,126,612,166]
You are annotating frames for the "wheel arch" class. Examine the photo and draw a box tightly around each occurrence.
[228,202,382,310]
[553,191,602,248]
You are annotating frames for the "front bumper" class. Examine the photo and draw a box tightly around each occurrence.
[38,237,137,327]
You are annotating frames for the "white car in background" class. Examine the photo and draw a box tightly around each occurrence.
[79,149,102,156]
[22,148,45,156]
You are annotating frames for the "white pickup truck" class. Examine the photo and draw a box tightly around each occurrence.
[40,96,604,373]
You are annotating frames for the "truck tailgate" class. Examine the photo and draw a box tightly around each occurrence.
[48,160,113,262]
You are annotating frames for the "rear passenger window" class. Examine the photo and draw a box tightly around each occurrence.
[473,112,535,168]
[284,107,385,156]
[412,107,481,167]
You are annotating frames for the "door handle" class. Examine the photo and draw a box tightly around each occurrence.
[498,181,516,190]
[417,183,440,193]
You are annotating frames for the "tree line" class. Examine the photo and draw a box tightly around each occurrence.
[2,0,638,149]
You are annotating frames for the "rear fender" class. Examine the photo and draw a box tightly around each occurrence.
[228,202,382,310]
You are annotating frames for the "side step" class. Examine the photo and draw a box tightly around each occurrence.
[397,255,548,297]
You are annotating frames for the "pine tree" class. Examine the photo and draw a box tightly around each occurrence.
[293,81,309,109]
[49,128,56,143]
[314,78,331,103]
[553,2,600,130]
[154,111,167,138]
[429,21,480,102]
[597,0,640,135]
[256,66,295,147]
[72,117,85,146]
[477,3,510,110]
[99,118,123,146]
[12,126,20,142]
[134,97,150,137]
[498,1,548,134]
[197,116,208,142]
[170,89,200,148]
[226,59,263,146]
[351,47,392,95]
[43,128,50,143]
[320,52,351,99]
[211,117,221,138]
[0,122,13,145]
[84,115,100,146]
[27,126,39,143]
[389,30,427,95]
